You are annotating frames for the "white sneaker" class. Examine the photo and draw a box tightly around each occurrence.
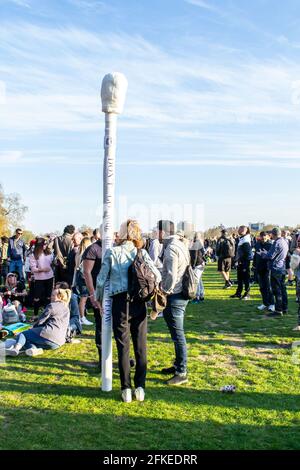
[80,316,94,326]
[134,387,145,402]
[257,304,267,311]
[268,305,275,312]
[25,348,44,357]
[293,326,300,331]
[5,347,19,356]
[70,338,81,344]
[121,388,132,403]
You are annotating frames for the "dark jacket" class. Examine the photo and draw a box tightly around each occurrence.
[216,236,235,259]
[262,237,289,274]
[7,236,26,261]
[54,233,73,269]
[190,246,205,268]
[253,240,273,272]
[236,236,253,265]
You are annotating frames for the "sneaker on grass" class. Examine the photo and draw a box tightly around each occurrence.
[121,388,132,403]
[5,347,19,356]
[241,295,250,301]
[80,316,94,326]
[257,304,267,311]
[166,374,188,386]
[268,305,275,312]
[25,348,44,357]
[134,387,145,402]
[266,311,283,317]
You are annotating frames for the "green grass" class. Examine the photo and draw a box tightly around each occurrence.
[1,264,300,450]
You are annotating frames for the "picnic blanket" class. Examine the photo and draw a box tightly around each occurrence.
[0,322,31,339]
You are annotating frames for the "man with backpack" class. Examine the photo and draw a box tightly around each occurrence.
[216,229,235,289]
[159,221,191,386]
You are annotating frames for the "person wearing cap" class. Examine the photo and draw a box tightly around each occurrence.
[258,227,289,316]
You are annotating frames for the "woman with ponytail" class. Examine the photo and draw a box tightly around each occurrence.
[6,286,71,357]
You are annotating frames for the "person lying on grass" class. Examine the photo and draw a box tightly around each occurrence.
[5,286,71,357]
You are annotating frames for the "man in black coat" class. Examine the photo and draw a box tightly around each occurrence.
[253,232,274,312]
[230,226,253,300]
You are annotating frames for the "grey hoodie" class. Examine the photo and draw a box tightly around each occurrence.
[161,235,190,295]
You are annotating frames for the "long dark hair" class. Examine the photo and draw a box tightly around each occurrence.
[33,238,51,260]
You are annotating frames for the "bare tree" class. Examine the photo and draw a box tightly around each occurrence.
[0,184,28,232]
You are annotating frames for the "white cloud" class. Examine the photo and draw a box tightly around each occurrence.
[0,151,23,163]
[184,0,220,13]
[1,21,300,172]
[67,0,106,9]
[5,0,31,7]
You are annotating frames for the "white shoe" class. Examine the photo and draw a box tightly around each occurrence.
[293,326,300,331]
[121,388,132,403]
[5,347,19,356]
[134,387,145,402]
[80,316,93,326]
[25,348,44,357]
[257,304,267,311]
[268,305,275,312]
[70,338,81,344]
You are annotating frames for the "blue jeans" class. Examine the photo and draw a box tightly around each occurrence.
[16,329,59,350]
[69,292,82,335]
[9,259,24,281]
[271,271,288,312]
[163,293,188,375]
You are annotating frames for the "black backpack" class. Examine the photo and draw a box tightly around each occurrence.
[182,264,198,300]
[177,243,198,300]
[128,249,157,302]
[219,238,235,258]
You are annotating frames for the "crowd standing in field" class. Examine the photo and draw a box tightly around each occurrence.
[1,222,300,403]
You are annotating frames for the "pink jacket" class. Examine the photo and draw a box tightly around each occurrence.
[29,253,54,281]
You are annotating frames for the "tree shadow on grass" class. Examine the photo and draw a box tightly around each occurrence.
[0,377,299,412]
[0,405,299,451]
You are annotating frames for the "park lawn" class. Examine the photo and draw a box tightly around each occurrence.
[0,263,300,450]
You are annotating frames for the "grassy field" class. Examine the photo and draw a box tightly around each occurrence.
[1,263,300,450]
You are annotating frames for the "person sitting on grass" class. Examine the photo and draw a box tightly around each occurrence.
[5,285,71,357]
[1,272,27,307]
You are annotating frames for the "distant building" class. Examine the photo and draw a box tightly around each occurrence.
[249,222,265,232]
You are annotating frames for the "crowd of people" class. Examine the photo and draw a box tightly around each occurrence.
[0,221,299,403]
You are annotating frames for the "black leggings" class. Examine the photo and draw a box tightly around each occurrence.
[33,278,54,315]
[112,293,147,390]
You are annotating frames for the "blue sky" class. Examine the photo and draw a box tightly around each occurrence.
[1,0,300,234]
